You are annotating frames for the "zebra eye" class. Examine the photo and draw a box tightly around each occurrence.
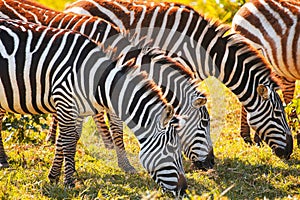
[201,120,209,127]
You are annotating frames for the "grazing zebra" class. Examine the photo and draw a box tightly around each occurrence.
[232,0,300,146]
[64,0,294,158]
[0,18,189,194]
[0,0,214,172]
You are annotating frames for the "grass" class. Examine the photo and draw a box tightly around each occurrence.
[1,81,299,199]
[0,0,300,199]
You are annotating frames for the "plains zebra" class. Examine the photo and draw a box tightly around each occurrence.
[65,0,294,158]
[232,0,300,145]
[0,0,214,172]
[0,18,189,194]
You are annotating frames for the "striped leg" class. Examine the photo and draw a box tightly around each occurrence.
[240,106,253,145]
[45,114,59,144]
[240,107,263,146]
[280,78,299,147]
[0,111,9,168]
[48,134,63,184]
[281,77,296,105]
[107,111,136,173]
[48,114,83,187]
[93,112,114,149]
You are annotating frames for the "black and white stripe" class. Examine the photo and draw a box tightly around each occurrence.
[232,0,300,145]
[65,0,293,158]
[0,18,187,194]
[0,0,213,173]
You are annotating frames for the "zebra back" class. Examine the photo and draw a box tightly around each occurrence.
[232,0,300,81]
[0,0,131,55]
[65,0,293,159]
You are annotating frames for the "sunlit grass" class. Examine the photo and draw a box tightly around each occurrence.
[1,84,299,199]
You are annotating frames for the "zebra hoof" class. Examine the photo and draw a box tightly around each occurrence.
[45,135,56,145]
[64,179,75,188]
[103,143,114,150]
[0,161,9,168]
[48,174,60,184]
[124,167,137,174]
[119,164,137,173]
[242,136,254,145]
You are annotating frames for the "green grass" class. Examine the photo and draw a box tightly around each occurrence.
[1,82,299,199]
[0,0,300,199]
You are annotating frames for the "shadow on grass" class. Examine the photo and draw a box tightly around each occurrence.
[186,156,300,199]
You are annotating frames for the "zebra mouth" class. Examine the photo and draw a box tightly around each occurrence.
[192,159,214,171]
[192,149,215,171]
[272,134,293,160]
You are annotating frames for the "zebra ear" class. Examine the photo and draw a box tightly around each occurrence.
[161,103,175,127]
[257,84,270,100]
[192,97,207,108]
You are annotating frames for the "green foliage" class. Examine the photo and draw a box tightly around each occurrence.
[169,0,246,23]
[286,99,300,133]
[2,113,50,144]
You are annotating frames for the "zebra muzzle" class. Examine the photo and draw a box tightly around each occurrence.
[192,149,215,171]
[272,134,293,160]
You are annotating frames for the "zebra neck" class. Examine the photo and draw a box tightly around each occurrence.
[91,61,166,136]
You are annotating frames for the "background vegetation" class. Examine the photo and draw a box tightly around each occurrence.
[0,0,299,199]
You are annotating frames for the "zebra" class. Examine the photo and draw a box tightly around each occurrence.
[64,0,294,158]
[232,0,300,146]
[0,0,214,172]
[0,18,189,194]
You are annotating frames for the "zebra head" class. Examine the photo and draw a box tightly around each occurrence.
[138,104,187,196]
[247,84,293,159]
[179,92,214,170]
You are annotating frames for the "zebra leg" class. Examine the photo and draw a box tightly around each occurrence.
[48,134,64,184]
[280,77,299,147]
[45,114,59,144]
[48,114,82,187]
[281,77,296,104]
[0,112,9,168]
[240,106,253,145]
[107,111,136,173]
[93,111,114,149]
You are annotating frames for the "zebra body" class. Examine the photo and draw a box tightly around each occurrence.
[0,18,188,194]
[0,0,213,172]
[232,0,300,145]
[65,0,293,158]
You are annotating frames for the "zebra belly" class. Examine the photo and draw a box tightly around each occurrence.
[0,80,56,115]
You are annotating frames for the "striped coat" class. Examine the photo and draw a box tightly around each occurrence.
[65,0,294,158]
[232,0,300,145]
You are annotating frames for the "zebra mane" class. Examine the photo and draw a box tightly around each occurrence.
[115,55,168,105]
[147,48,197,79]
[278,0,300,15]
[225,32,280,88]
